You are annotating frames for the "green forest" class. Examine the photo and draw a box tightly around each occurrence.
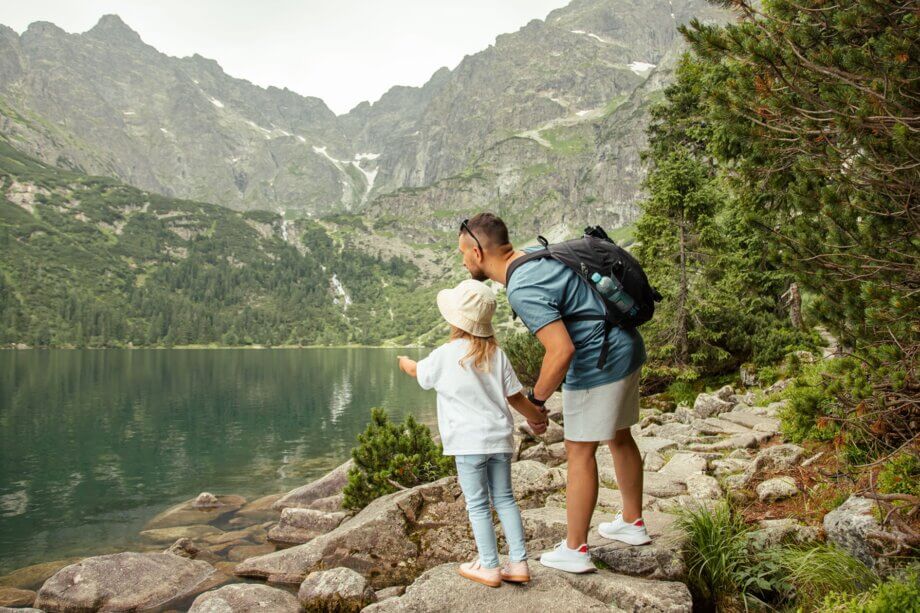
[0,139,445,348]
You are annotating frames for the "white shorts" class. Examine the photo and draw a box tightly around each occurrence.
[562,368,641,442]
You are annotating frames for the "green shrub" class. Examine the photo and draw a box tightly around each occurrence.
[877,452,920,497]
[821,568,920,612]
[501,330,545,387]
[771,543,878,610]
[674,501,751,607]
[342,408,454,511]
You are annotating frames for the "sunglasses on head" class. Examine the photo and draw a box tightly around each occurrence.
[460,219,484,252]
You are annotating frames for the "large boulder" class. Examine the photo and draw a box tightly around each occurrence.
[144,495,246,530]
[188,583,301,612]
[235,477,474,589]
[658,452,708,482]
[364,562,613,612]
[273,460,353,511]
[823,495,882,567]
[520,441,567,467]
[0,587,35,608]
[268,508,349,546]
[34,552,217,612]
[298,567,376,612]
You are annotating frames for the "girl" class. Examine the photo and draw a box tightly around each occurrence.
[397,279,549,587]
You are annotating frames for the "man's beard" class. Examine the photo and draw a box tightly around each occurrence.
[469,269,487,282]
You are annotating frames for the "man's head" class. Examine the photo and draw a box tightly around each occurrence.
[458,213,513,282]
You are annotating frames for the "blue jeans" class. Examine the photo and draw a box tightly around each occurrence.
[454,453,527,568]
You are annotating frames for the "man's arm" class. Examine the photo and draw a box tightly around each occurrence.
[532,320,575,402]
[507,391,549,434]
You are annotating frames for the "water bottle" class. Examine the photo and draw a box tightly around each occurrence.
[591,272,638,317]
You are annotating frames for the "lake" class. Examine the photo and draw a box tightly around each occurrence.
[0,348,436,575]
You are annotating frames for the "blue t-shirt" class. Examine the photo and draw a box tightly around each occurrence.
[506,249,646,390]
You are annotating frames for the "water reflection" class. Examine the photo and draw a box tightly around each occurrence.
[0,348,434,574]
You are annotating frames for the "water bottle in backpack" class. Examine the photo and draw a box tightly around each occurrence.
[590,272,638,318]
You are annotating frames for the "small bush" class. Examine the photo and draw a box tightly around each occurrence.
[342,408,454,511]
[771,543,878,609]
[501,330,544,387]
[877,452,920,497]
[821,567,920,612]
[674,501,751,607]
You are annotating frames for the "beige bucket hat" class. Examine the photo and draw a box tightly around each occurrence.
[436,279,496,337]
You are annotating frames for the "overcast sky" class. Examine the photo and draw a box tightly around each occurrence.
[4,0,571,114]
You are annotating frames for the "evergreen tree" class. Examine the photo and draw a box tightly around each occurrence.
[342,408,454,510]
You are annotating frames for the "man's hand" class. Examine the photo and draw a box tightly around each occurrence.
[397,355,418,377]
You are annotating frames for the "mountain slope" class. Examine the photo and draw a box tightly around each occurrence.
[0,138,446,347]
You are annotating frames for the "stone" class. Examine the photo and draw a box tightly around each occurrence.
[273,460,353,511]
[757,477,799,502]
[652,495,718,514]
[824,495,882,567]
[740,364,758,387]
[691,417,755,436]
[236,493,285,519]
[140,524,224,544]
[635,437,678,454]
[0,587,35,608]
[306,493,346,513]
[298,567,376,612]
[375,585,405,601]
[519,441,567,466]
[0,609,42,613]
[235,477,474,589]
[366,562,611,612]
[590,516,687,581]
[189,582,301,612]
[555,570,693,612]
[711,457,752,477]
[765,379,792,395]
[658,452,708,482]
[748,519,821,550]
[194,492,221,508]
[227,543,277,562]
[687,433,758,453]
[686,474,723,500]
[268,508,349,546]
[720,411,781,433]
[749,444,806,477]
[510,460,567,508]
[0,559,82,591]
[714,384,735,400]
[693,392,734,418]
[34,552,217,612]
[164,537,200,559]
[144,495,246,530]
[643,451,667,472]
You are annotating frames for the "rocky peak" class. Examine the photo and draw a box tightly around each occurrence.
[86,14,144,46]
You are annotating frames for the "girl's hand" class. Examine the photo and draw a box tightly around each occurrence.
[527,416,549,436]
[397,356,418,377]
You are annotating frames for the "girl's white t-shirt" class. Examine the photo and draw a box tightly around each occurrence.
[416,339,523,455]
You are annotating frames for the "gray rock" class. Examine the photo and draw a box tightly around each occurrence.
[140,524,224,544]
[765,379,792,395]
[757,477,799,502]
[298,567,376,612]
[823,495,881,567]
[520,441,567,467]
[375,585,405,601]
[643,451,667,472]
[0,587,36,608]
[268,508,349,546]
[274,460,354,511]
[235,477,474,588]
[510,460,567,508]
[747,519,821,550]
[693,392,734,419]
[711,457,752,477]
[164,537,200,559]
[658,453,708,482]
[189,583,301,612]
[749,444,806,478]
[686,474,723,501]
[590,536,686,582]
[720,411,781,433]
[0,608,42,613]
[144,495,246,530]
[740,364,758,387]
[557,570,693,612]
[635,437,679,454]
[691,417,755,436]
[194,492,221,508]
[687,433,758,453]
[34,552,217,612]
[365,562,611,612]
[714,385,735,401]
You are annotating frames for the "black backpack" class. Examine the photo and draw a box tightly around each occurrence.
[506,226,663,369]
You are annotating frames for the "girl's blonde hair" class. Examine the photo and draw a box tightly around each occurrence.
[450,326,498,373]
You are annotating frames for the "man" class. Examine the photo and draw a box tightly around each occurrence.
[458,212,650,574]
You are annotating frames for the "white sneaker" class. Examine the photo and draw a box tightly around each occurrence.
[597,513,652,545]
[538,541,596,574]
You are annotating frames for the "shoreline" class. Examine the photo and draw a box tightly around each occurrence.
[0,343,433,351]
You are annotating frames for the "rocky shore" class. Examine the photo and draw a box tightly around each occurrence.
[0,367,901,612]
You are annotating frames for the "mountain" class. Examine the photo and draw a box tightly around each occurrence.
[0,137,450,348]
[0,0,730,234]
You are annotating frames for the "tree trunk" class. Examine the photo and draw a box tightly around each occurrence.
[787,282,803,330]
[676,219,689,363]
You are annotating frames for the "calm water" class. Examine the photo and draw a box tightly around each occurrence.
[0,348,436,575]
